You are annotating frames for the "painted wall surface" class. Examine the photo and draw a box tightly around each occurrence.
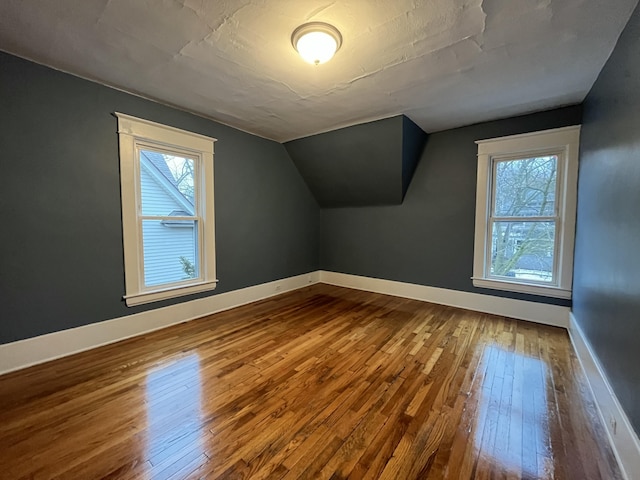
[0,52,319,344]
[402,116,427,196]
[573,2,640,434]
[285,116,426,208]
[320,106,582,306]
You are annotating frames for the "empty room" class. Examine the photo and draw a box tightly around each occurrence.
[1,1,639,479]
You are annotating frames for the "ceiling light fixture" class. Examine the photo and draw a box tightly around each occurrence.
[291,22,342,65]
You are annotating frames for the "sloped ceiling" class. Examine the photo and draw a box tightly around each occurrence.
[285,116,427,207]
[0,0,637,142]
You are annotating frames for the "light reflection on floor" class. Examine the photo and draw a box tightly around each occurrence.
[144,353,204,477]
[472,343,553,478]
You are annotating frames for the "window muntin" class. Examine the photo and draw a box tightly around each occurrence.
[117,113,217,306]
[473,126,580,299]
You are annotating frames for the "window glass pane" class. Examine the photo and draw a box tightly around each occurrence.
[140,150,196,216]
[494,156,557,217]
[142,219,199,287]
[490,221,555,283]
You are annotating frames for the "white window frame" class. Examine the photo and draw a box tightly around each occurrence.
[116,113,217,306]
[472,125,580,299]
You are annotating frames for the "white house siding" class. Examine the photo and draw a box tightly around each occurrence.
[141,221,197,287]
[140,165,186,216]
[140,165,197,287]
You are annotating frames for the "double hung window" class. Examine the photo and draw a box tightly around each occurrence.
[116,113,217,306]
[473,126,580,298]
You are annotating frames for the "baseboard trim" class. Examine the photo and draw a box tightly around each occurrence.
[568,313,640,480]
[0,270,571,375]
[319,271,570,328]
[0,272,319,376]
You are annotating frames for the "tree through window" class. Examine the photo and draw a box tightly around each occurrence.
[490,155,558,282]
[116,113,218,306]
[473,126,580,299]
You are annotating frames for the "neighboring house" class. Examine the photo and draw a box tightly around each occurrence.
[139,150,197,287]
[491,231,554,281]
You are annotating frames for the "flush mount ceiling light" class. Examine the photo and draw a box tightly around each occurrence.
[291,22,342,65]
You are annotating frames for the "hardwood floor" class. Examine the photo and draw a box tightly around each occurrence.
[0,284,621,479]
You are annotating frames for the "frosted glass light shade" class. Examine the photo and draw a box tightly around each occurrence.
[292,22,342,65]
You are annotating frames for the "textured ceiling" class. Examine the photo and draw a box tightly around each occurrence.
[0,0,637,142]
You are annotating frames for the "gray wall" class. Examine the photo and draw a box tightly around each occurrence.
[285,116,402,208]
[0,52,319,344]
[402,116,427,197]
[285,116,426,208]
[320,106,582,306]
[573,2,640,434]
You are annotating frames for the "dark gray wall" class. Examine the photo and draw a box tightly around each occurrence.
[0,52,319,344]
[285,116,426,207]
[402,116,427,196]
[320,106,582,306]
[573,2,640,434]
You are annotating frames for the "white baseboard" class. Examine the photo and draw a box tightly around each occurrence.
[0,270,570,376]
[0,272,320,376]
[568,313,640,480]
[319,271,570,328]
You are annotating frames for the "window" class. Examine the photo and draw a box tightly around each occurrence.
[473,126,580,298]
[116,113,217,306]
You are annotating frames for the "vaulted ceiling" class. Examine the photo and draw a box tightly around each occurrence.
[0,0,637,142]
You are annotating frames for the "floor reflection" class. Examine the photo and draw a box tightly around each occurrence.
[473,344,553,478]
[144,353,205,477]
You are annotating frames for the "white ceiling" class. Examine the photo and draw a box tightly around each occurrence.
[0,0,637,142]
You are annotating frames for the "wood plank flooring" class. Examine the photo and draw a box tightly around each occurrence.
[0,284,622,479]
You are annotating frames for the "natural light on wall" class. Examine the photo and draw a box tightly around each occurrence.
[292,22,342,65]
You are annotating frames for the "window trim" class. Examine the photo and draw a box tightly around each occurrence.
[116,113,217,306]
[472,125,580,299]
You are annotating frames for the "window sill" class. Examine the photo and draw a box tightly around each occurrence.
[124,279,219,306]
[472,277,571,299]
